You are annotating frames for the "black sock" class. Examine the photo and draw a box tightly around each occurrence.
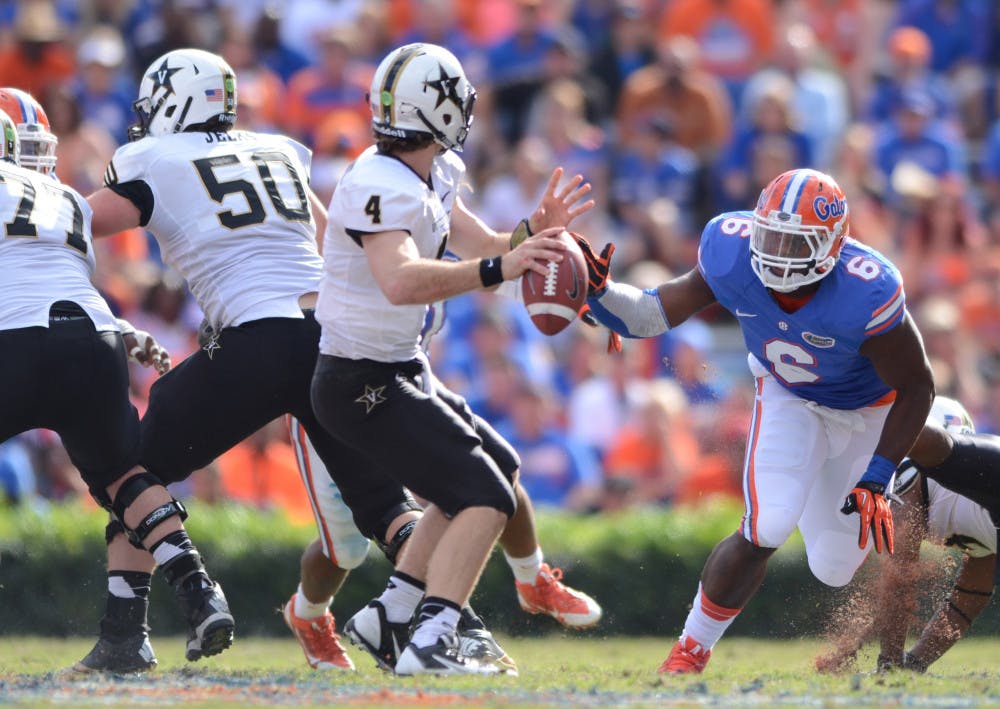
[101,572,152,639]
[153,532,211,590]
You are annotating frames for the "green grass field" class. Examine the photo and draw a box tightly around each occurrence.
[2,635,999,707]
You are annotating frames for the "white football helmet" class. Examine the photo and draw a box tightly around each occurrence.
[370,43,476,151]
[0,88,56,173]
[0,108,20,165]
[129,48,237,141]
[928,395,975,434]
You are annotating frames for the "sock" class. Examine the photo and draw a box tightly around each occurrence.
[150,529,193,567]
[293,583,332,620]
[378,571,425,624]
[102,571,152,639]
[108,570,151,599]
[152,531,211,590]
[505,546,544,584]
[680,583,742,650]
[410,596,461,649]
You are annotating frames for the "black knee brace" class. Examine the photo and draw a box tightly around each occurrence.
[367,499,422,547]
[375,519,418,565]
[111,472,188,548]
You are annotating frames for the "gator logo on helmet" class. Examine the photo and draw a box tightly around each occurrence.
[813,194,846,222]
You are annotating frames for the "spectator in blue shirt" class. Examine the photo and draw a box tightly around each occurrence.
[892,0,993,74]
[70,26,135,144]
[497,380,602,512]
[874,87,966,207]
[867,26,957,127]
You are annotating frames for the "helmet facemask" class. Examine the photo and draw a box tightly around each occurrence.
[750,210,842,293]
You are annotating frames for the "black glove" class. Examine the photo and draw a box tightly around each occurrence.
[572,232,614,296]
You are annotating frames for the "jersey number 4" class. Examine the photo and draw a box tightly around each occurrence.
[193,152,310,229]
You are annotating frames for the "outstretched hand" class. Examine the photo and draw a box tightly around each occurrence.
[573,232,615,295]
[528,168,594,233]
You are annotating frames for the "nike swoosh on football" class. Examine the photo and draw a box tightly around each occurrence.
[735,309,758,318]
[566,262,580,301]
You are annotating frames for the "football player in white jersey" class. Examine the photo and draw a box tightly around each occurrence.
[0,104,235,673]
[79,48,424,673]
[816,396,997,673]
[311,42,599,675]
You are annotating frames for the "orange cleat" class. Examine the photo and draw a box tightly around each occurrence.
[282,594,355,670]
[515,563,602,629]
[658,635,712,674]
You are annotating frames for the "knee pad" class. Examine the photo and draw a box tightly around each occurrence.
[112,471,188,548]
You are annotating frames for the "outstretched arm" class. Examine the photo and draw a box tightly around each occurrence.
[574,234,717,339]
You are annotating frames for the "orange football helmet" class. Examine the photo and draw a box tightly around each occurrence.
[0,88,57,174]
[750,168,849,292]
[0,108,19,165]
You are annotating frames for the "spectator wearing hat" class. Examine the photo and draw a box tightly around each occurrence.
[70,25,135,144]
[891,0,993,75]
[873,86,966,209]
[0,0,75,97]
[867,26,957,127]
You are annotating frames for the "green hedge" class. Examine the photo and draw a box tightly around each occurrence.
[1,500,997,638]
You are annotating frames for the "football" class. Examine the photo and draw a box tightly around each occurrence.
[521,231,588,335]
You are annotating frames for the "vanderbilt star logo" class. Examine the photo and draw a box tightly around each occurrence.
[202,336,221,360]
[148,58,182,96]
[424,64,463,110]
[356,384,387,413]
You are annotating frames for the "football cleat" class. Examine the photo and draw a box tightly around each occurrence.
[176,578,235,661]
[658,635,712,674]
[343,600,410,672]
[458,627,518,676]
[515,563,602,629]
[282,594,355,670]
[72,632,158,674]
[395,632,501,676]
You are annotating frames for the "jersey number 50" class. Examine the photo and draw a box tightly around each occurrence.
[194,152,310,230]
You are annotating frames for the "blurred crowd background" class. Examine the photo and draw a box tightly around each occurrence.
[2,0,1000,522]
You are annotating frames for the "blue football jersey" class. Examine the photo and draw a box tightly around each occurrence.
[697,211,905,409]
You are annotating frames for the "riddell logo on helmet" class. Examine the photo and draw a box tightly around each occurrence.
[813,195,845,221]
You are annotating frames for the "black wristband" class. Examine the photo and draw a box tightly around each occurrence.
[479,257,504,287]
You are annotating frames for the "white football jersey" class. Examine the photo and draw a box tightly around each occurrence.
[926,479,997,557]
[105,130,323,329]
[0,161,116,331]
[317,146,465,362]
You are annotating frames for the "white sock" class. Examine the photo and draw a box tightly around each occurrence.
[505,547,544,584]
[680,583,742,650]
[378,573,425,624]
[293,583,332,619]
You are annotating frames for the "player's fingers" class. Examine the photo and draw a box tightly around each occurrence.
[567,199,596,220]
[561,179,591,205]
[129,345,147,364]
[556,173,585,201]
[543,167,563,197]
